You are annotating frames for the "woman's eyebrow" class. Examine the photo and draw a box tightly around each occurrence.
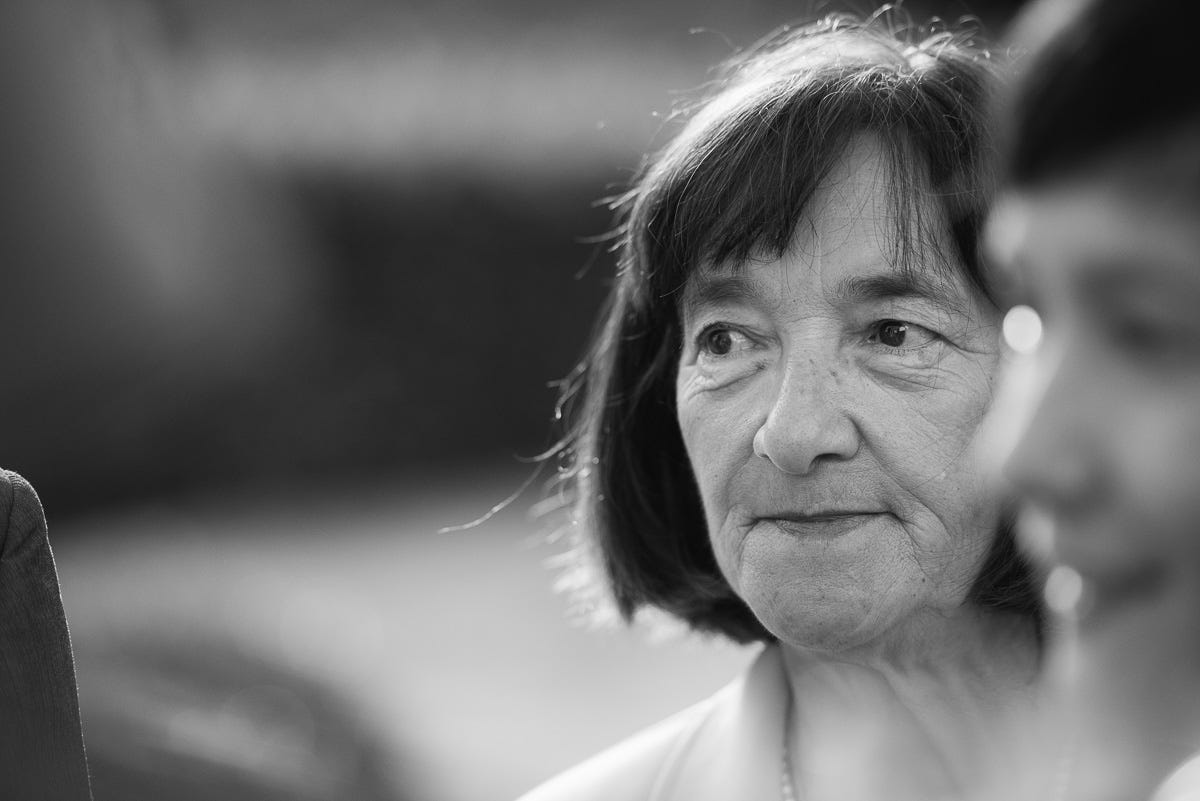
[834,272,967,313]
[679,274,769,319]
[1080,255,1200,298]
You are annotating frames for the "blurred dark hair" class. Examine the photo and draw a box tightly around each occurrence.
[548,13,1042,644]
[1004,0,1200,190]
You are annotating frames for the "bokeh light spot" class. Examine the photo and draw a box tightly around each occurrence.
[1003,305,1043,355]
[1044,565,1084,615]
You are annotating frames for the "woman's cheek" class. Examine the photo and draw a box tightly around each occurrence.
[858,357,999,492]
[1128,397,1200,548]
[677,372,757,493]
[675,364,706,402]
[678,379,737,456]
[866,350,998,413]
[679,355,765,397]
[675,367,715,466]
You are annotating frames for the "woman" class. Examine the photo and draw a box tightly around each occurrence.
[520,14,1042,801]
[987,0,1200,798]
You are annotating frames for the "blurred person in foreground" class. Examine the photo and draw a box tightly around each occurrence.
[520,13,1043,801]
[986,0,1200,798]
[0,470,92,800]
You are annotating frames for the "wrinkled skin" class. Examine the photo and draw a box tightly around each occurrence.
[675,133,1004,657]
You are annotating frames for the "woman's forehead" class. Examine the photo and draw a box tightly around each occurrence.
[679,141,965,300]
[681,259,970,314]
[782,136,955,270]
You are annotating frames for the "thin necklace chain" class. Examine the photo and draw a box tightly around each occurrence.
[782,689,799,801]
[781,745,799,801]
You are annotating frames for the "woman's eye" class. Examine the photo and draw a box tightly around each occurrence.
[704,329,733,355]
[1110,314,1177,353]
[867,319,937,350]
[696,326,755,358]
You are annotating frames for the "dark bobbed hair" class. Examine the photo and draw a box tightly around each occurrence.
[1004,0,1200,190]
[548,14,1043,644]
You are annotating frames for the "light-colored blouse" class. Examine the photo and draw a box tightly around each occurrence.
[517,645,787,801]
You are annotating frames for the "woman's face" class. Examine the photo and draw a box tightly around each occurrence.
[988,178,1200,633]
[675,135,1003,653]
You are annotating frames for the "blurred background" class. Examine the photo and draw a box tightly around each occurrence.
[3,0,1026,798]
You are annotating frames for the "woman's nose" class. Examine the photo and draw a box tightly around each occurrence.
[999,345,1099,514]
[752,359,861,475]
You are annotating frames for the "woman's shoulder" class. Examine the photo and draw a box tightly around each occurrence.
[1153,752,1200,801]
[514,696,719,801]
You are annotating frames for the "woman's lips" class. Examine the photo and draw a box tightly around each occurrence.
[761,513,888,538]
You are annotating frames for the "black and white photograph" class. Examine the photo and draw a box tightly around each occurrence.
[3,1,1198,800]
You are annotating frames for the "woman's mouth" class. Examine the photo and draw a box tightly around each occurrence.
[761,512,889,538]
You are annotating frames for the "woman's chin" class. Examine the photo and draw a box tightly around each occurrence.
[751,598,889,656]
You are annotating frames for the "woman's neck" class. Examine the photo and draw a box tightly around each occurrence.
[1062,575,1200,801]
[780,606,1040,801]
